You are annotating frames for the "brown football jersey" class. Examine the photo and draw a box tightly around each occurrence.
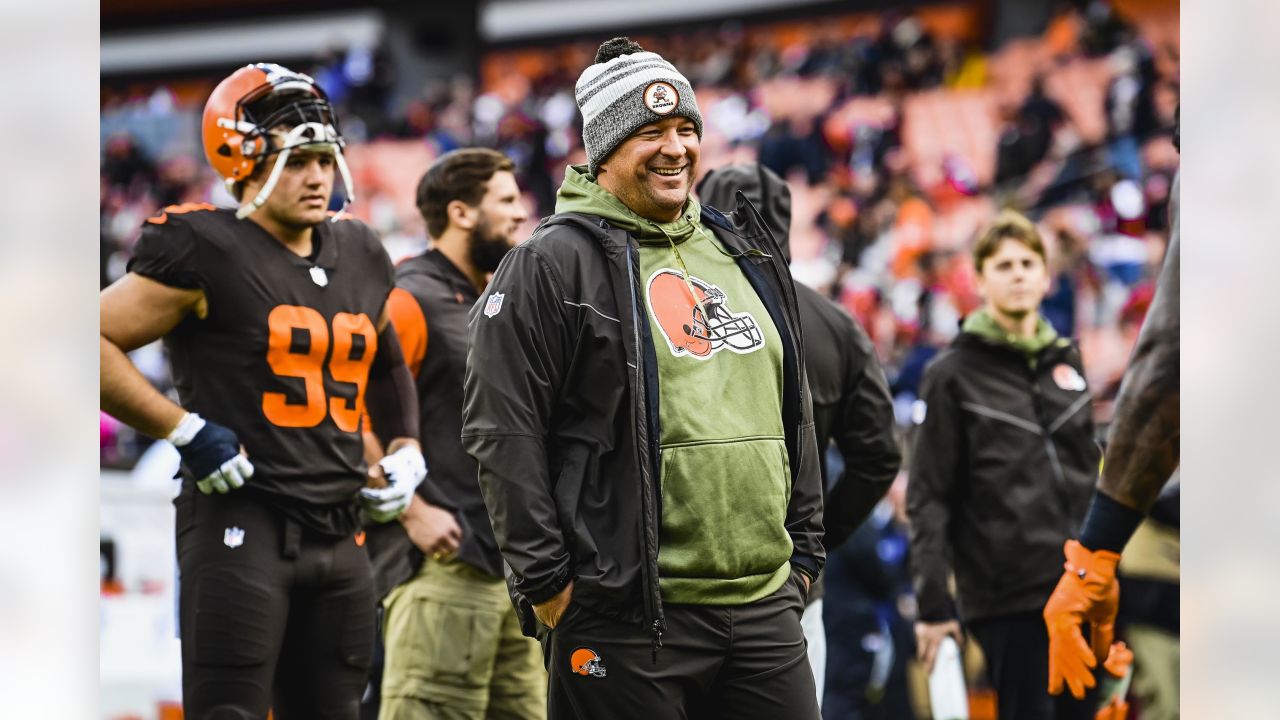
[129,204,394,534]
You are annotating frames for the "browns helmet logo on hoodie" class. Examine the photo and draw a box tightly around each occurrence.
[646,269,764,359]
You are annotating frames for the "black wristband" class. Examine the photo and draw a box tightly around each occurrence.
[178,419,241,480]
[366,325,419,445]
[790,553,820,582]
[1078,492,1146,553]
[523,565,573,606]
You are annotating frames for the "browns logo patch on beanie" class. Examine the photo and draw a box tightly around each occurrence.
[575,37,704,175]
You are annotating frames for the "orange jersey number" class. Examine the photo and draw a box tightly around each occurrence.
[262,305,376,430]
[328,312,378,432]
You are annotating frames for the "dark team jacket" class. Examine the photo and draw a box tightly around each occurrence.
[366,250,503,599]
[798,282,901,553]
[461,194,825,646]
[906,330,1100,623]
[128,205,394,537]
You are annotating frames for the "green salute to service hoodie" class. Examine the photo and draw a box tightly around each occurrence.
[556,166,794,604]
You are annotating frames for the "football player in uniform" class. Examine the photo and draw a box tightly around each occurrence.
[100,63,424,719]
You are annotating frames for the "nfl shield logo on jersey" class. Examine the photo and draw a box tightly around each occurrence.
[483,292,505,318]
[224,526,245,549]
[309,266,329,287]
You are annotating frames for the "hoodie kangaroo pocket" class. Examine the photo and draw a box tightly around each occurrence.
[658,437,793,582]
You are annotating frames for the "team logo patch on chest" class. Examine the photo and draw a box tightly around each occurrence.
[646,269,763,359]
[1052,363,1087,392]
[483,292,505,318]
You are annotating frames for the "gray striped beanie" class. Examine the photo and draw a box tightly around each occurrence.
[575,50,704,175]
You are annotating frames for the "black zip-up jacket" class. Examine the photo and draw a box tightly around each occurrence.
[461,195,825,649]
[798,286,901,551]
[906,330,1099,623]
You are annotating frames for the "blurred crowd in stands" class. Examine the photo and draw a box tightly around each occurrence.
[102,0,1178,473]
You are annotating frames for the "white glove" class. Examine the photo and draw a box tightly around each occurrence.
[197,454,255,495]
[361,445,427,523]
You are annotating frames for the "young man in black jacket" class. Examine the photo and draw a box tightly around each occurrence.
[908,210,1100,719]
[697,163,901,707]
[462,38,824,720]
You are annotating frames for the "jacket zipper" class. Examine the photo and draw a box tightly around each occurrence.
[730,192,807,365]
[737,222,809,482]
[623,241,665,661]
[1028,361,1077,537]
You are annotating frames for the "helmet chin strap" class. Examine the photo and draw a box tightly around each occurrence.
[329,145,356,222]
[235,122,357,221]
[236,143,294,220]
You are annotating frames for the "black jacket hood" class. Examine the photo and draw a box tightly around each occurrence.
[698,163,794,262]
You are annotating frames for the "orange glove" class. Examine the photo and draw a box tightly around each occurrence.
[1094,642,1133,720]
[1044,540,1121,699]
[1095,697,1129,720]
[1101,641,1133,680]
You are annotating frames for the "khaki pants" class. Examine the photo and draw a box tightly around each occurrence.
[1127,624,1180,720]
[380,557,547,720]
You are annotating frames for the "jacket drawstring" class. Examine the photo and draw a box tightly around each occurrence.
[649,210,770,325]
[651,216,710,324]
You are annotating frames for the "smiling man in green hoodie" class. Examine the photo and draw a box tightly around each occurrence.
[462,37,824,720]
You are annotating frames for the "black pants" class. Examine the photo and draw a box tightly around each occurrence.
[821,522,886,720]
[175,486,376,720]
[967,612,1096,720]
[545,568,819,720]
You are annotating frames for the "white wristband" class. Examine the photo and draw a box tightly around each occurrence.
[166,412,207,447]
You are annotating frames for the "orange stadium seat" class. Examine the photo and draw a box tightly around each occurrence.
[343,140,438,224]
[902,88,999,188]
[784,179,831,262]
[755,77,838,123]
[1045,58,1112,144]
